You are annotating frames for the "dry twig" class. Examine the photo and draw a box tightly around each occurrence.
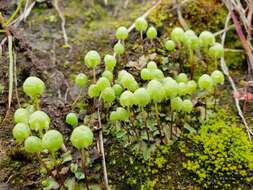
[53,0,71,48]
[220,14,253,140]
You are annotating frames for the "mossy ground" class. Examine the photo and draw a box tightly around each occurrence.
[0,0,252,189]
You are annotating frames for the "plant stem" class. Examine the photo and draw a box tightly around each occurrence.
[141,107,150,143]
[214,87,217,110]
[189,48,194,79]
[204,97,207,121]
[33,97,40,110]
[36,153,48,173]
[81,149,90,190]
[170,110,174,139]
[72,89,83,106]
[51,152,65,189]
[154,103,163,139]
[93,68,96,83]
[120,121,130,143]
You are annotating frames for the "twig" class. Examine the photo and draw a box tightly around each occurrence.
[97,106,110,190]
[128,0,162,32]
[13,51,20,107]
[7,35,13,109]
[53,0,71,48]
[6,0,25,25]
[224,48,244,53]
[174,0,188,30]
[220,13,253,140]
[12,0,36,26]
[214,24,235,36]
[223,0,253,72]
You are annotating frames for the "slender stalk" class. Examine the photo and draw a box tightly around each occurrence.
[189,48,194,79]
[170,110,174,139]
[214,87,217,110]
[204,97,207,121]
[33,97,40,110]
[36,153,48,173]
[93,68,96,83]
[8,35,13,109]
[154,103,163,138]
[120,121,130,143]
[141,107,150,143]
[81,149,90,190]
[51,152,65,189]
[72,89,83,106]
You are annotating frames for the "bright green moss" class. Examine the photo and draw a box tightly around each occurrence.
[180,121,253,189]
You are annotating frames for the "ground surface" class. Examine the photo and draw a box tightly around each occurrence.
[0,0,252,189]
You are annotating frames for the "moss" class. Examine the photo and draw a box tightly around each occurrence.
[182,0,227,33]
[108,141,194,189]
[180,121,253,189]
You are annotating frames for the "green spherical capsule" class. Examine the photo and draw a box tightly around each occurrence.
[23,76,45,99]
[112,84,123,96]
[75,73,88,88]
[104,54,117,71]
[135,17,148,32]
[176,73,188,83]
[24,136,43,153]
[13,123,30,142]
[198,74,213,90]
[120,72,139,92]
[171,27,185,43]
[147,80,165,103]
[163,77,178,98]
[70,125,93,149]
[184,30,200,49]
[199,31,215,47]
[211,70,224,84]
[113,41,125,55]
[102,70,113,82]
[118,70,127,82]
[65,113,78,127]
[127,81,139,92]
[165,40,176,51]
[88,84,100,97]
[171,97,183,112]
[120,90,135,107]
[186,80,197,94]
[96,77,110,92]
[116,26,128,40]
[14,108,30,124]
[109,111,120,121]
[147,61,157,70]
[134,88,150,107]
[147,26,157,39]
[153,69,164,79]
[84,50,101,68]
[178,82,188,96]
[101,87,116,103]
[42,130,63,152]
[116,107,129,120]
[208,43,224,59]
[141,68,151,80]
[29,111,50,131]
[181,99,193,113]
